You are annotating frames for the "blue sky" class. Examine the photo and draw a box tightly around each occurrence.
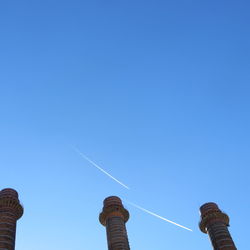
[0,0,249,249]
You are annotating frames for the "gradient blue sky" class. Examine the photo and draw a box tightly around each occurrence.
[0,0,249,249]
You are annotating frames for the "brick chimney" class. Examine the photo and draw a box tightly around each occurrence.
[0,188,23,250]
[199,202,236,250]
[99,196,130,250]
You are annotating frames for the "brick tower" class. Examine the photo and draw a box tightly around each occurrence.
[99,196,130,250]
[199,202,236,250]
[0,188,23,250]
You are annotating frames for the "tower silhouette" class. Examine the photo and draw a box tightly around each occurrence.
[199,202,236,250]
[0,188,23,250]
[99,196,130,250]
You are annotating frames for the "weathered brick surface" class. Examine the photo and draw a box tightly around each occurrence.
[0,189,23,250]
[100,196,130,250]
[199,203,236,250]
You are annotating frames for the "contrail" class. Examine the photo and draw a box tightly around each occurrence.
[127,201,192,231]
[72,146,130,190]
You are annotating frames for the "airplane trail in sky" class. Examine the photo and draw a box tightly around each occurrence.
[127,201,192,232]
[72,146,130,190]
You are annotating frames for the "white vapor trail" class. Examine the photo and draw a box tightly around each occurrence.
[72,146,130,190]
[127,201,192,232]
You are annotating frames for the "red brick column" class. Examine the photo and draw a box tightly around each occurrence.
[0,189,23,250]
[99,196,130,250]
[199,203,236,250]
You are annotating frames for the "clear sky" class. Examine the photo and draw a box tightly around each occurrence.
[0,0,249,249]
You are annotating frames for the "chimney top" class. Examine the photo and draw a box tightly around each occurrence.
[103,196,123,208]
[0,188,19,199]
